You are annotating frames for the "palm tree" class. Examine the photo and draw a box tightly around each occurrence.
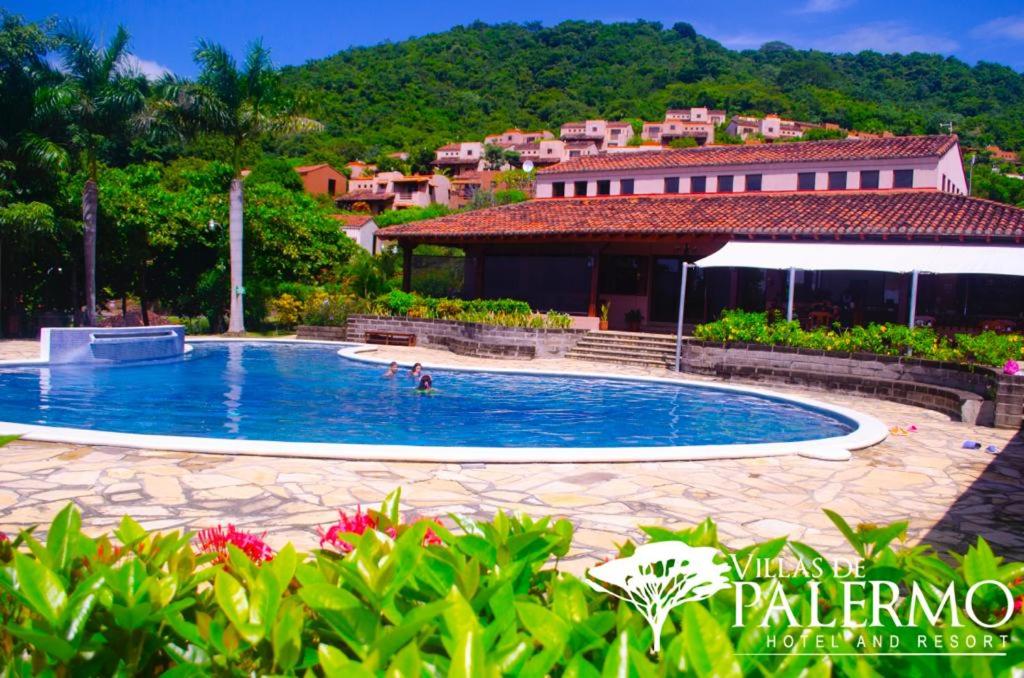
[152,40,320,333]
[33,23,145,326]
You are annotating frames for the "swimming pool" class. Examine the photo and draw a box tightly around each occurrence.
[0,340,886,462]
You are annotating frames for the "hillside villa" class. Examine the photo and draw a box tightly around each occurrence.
[642,107,726,146]
[331,214,380,252]
[294,163,347,197]
[380,135,1024,332]
[559,120,634,149]
[725,114,843,141]
[335,171,451,213]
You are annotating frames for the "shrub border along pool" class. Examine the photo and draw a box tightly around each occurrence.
[0,337,887,463]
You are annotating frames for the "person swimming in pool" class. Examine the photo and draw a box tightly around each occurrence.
[383,361,399,378]
[410,362,422,379]
[416,374,434,393]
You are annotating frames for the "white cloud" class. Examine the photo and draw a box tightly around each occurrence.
[811,21,957,54]
[715,32,784,50]
[119,54,172,80]
[794,0,854,14]
[970,15,1024,41]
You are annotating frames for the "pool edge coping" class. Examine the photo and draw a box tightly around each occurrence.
[0,336,888,463]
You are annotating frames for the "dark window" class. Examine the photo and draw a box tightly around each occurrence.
[827,171,847,190]
[664,177,680,194]
[574,180,588,197]
[717,175,734,193]
[860,170,880,190]
[327,178,336,195]
[621,179,634,195]
[690,176,706,193]
[599,255,648,295]
[597,179,611,196]
[552,182,565,198]
[745,174,762,192]
[798,172,816,191]
[467,149,473,155]
[893,169,914,188]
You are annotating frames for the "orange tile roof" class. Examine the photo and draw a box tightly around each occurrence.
[377,191,1024,243]
[336,190,394,202]
[294,163,333,173]
[330,214,375,227]
[538,135,958,174]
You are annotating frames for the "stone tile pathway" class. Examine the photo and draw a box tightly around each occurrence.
[0,340,1021,571]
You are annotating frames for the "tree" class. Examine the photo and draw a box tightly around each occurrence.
[667,137,698,149]
[483,144,509,170]
[154,40,321,333]
[34,23,146,325]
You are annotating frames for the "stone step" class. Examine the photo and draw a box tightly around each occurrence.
[565,352,671,369]
[594,330,677,340]
[565,348,673,367]
[575,336,678,350]
[568,344,675,360]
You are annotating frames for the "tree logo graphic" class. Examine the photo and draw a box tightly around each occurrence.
[586,541,731,653]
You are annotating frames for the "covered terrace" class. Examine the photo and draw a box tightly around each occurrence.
[379,191,1024,333]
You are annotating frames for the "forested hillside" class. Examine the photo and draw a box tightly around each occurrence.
[278,20,1024,160]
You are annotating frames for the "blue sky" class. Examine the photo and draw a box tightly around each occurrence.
[8,0,1024,77]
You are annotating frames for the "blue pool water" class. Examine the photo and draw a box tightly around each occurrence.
[0,342,856,447]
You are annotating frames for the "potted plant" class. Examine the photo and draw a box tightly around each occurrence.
[625,308,644,332]
[599,302,610,331]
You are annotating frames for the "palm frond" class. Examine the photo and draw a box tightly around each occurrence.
[194,39,240,107]
[33,81,82,120]
[101,25,132,79]
[52,20,100,84]
[242,39,274,102]
[18,131,69,172]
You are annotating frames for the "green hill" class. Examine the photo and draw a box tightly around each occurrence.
[278,20,1024,158]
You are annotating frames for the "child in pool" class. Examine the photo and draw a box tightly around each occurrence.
[383,361,399,378]
[410,362,423,379]
[415,374,435,394]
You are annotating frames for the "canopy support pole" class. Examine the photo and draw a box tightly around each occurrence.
[786,268,796,321]
[674,263,689,372]
[908,269,920,331]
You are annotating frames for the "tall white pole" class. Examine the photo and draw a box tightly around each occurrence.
[786,267,796,321]
[227,178,245,334]
[674,263,689,372]
[908,269,920,330]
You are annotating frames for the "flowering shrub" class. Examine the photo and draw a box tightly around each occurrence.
[196,524,275,564]
[267,292,304,327]
[374,290,573,329]
[695,310,1024,367]
[318,501,443,553]
[0,491,1020,675]
[1006,360,1021,376]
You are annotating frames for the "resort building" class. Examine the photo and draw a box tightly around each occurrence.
[484,129,554,146]
[380,134,1024,333]
[642,107,726,146]
[345,161,377,178]
[293,163,347,196]
[335,171,451,213]
[725,114,836,141]
[331,214,380,253]
[559,120,635,149]
[432,142,485,176]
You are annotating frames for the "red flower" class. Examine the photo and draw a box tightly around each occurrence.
[196,525,274,565]
[317,508,444,553]
[0,532,8,542]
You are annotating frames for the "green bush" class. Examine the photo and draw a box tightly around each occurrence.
[371,292,570,329]
[300,291,367,327]
[165,315,212,335]
[694,310,1023,367]
[0,491,1020,675]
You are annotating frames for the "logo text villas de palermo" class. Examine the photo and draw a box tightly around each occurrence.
[586,541,1015,657]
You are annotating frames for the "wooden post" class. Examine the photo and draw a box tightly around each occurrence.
[402,242,414,293]
[587,249,601,317]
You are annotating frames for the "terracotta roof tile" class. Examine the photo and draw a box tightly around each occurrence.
[336,190,394,202]
[378,191,1024,243]
[330,214,375,226]
[538,135,958,174]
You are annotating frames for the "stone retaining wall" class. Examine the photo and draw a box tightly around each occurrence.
[295,325,348,342]
[677,339,1017,428]
[345,315,587,360]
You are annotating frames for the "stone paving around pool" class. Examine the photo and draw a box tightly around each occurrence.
[0,338,1021,572]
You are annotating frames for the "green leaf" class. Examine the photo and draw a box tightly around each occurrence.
[824,509,864,557]
[115,514,147,549]
[3,624,76,662]
[273,599,304,671]
[601,630,631,678]
[384,642,423,678]
[46,503,81,571]
[14,553,67,626]
[298,583,362,611]
[319,644,376,678]
[380,488,402,526]
[516,601,570,650]
[683,604,741,678]
[214,570,262,644]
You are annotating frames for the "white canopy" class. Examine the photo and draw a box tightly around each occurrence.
[694,241,1024,276]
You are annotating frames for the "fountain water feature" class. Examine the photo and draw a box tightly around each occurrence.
[41,327,186,365]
